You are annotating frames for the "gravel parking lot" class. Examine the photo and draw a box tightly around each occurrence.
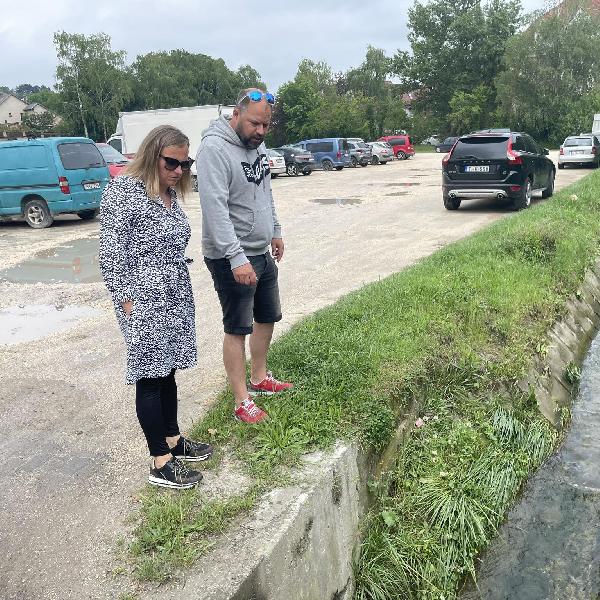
[0,152,589,599]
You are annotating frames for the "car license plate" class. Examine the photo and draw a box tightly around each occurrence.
[465,165,489,172]
[83,182,101,190]
[573,150,585,155]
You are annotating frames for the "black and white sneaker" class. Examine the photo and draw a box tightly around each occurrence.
[171,436,214,462]
[148,457,203,489]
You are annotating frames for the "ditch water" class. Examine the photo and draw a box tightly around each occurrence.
[0,236,102,284]
[460,333,600,599]
[0,304,101,345]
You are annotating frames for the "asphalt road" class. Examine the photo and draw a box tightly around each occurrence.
[0,153,590,599]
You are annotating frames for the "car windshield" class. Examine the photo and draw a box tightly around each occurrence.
[443,137,457,144]
[284,145,305,153]
[452,137,509,159]
[97,144,128,164]
[267,149,282,157]
[564,137,593,147]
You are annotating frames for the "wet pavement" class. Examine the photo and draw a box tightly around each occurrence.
[0,304,101,345]
[0,236,101,284]
[461,333,600,600]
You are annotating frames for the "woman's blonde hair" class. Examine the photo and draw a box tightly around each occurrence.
[124,125,192,199]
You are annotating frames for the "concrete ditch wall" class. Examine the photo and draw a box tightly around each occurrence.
[148,259,600,600]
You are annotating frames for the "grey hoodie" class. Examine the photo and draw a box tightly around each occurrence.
[196,116,282,269]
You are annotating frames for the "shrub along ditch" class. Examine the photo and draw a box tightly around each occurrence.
[128,171,600,594]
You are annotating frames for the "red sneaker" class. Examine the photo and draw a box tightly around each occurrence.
[234,398,267,424]
[250,371,294,395]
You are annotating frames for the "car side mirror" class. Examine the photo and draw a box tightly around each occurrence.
[543,148,549,155]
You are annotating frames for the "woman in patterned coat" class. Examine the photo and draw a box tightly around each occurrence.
[99,125,212,490]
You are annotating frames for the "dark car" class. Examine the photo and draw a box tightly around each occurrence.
[436,136,458,153]
[273,145,315,176]
[442,131,555,210]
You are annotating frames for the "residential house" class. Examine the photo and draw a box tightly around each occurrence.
[0,93,28,125]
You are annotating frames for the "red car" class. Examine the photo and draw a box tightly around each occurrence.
[378,135,415,160]
[95,143,130,178]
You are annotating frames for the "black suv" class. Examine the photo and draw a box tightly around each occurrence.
[442,131,555,210]
[273,145,315,176]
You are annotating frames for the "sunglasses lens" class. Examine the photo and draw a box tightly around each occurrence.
[265,93,275,105]
[181,159,193,171]
[163,157,178,170]
[248,91,263,102]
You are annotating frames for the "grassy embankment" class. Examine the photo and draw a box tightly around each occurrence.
[126,170,600,597]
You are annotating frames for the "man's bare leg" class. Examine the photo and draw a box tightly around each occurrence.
[223,333,249,406]
[249,321,274,384]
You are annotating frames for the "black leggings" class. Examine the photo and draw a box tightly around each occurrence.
[135,369,180,456]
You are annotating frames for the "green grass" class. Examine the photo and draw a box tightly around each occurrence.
[128,170,600,592]
[413,144,439,153]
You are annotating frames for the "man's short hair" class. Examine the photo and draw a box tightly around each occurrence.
[236,88,270,112]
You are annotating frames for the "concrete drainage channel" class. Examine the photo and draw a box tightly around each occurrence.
[150,260,600,600]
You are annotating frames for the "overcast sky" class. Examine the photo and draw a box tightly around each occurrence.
[1,0,550,93]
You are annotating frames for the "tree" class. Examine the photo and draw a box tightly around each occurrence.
[401,0,522,126]
[21,111,58,136]
[448,84,492,133]
[496,0,600,143]
[53,31,132,140]
[13,84,51,101]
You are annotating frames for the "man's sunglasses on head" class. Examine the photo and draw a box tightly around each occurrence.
[243,91,275,105]
[160,155,194,171]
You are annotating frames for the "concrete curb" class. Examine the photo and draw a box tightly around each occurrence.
[143,259,600,600]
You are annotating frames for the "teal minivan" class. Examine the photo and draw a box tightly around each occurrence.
[0,137,110,228]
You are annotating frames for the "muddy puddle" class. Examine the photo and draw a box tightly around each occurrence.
[310,198,362,206]
[0,304,101,345]
[0,236,101,284]
[461,333,600,599]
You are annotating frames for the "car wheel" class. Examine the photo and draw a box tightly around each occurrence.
[443,195,461,210]
[396,151,406,160]
[558,163,565,170]
[286,163,299,176]
[23,198,53,229]
[360,160,369,167]
[301,169,312,176]
[322,159,333,171]
[371,156,379,165]
[77,209,99,220]
[335,166,344,171]
[541,171,555,198]
[271,173,278,179]
[350,156,358,168]
[513,179,532,210]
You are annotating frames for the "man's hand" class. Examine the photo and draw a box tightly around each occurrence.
[232,262,257,285]
[122,300,133,317]
[271,238,285,262]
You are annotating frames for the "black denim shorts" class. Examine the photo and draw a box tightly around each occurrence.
[204,252,282,335]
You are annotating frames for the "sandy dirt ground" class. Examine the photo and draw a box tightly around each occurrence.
[0,152,589,599]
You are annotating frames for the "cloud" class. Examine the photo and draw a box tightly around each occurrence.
[1,0,547,91]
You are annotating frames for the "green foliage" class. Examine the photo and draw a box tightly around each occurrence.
[449,84,492,134]
[496,0,600,144]
[128,50,260,111]
[53,31,133,140]
[402,0,522,129]
[129,487,258,582]
[21,110,58,136]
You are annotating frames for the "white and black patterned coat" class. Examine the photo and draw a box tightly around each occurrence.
[99,175,197,384]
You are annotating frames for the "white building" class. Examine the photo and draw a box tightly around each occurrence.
[0,93,28,125]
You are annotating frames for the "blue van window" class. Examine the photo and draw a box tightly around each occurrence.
[0,145,47,170]
[58,143,105,170]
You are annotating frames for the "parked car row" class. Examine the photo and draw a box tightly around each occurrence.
[267,134,415,177]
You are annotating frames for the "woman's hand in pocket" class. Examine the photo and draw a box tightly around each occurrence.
[122,300,133,317]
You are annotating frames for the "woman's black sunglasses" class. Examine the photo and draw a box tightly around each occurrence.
[160,155,194,171]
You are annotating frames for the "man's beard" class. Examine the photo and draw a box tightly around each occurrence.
[235,125,263,149]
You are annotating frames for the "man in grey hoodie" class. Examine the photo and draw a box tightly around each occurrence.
[196,88,293,424]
